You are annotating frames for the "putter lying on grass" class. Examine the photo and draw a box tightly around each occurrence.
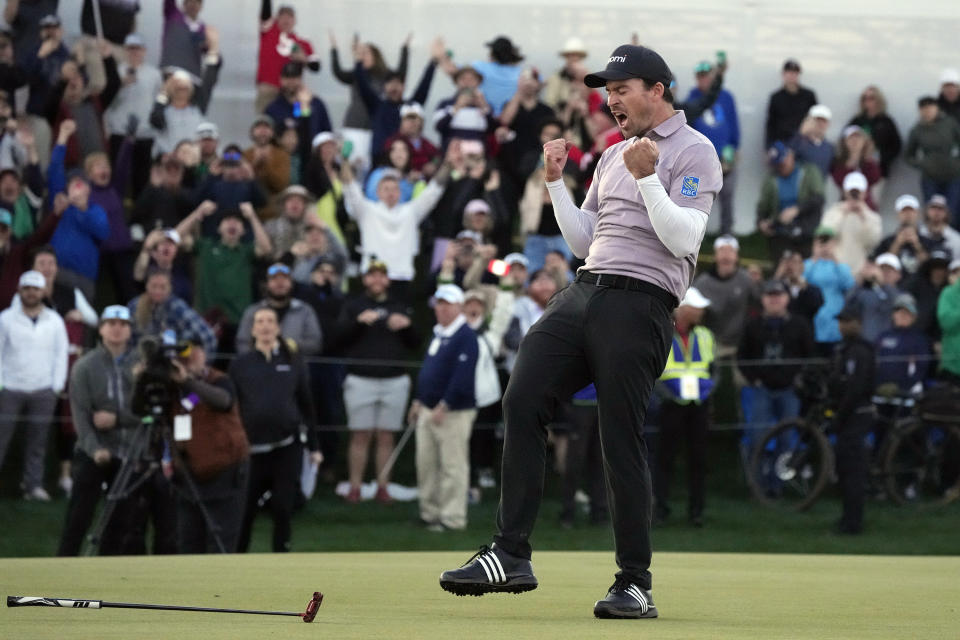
[7,591,323,623]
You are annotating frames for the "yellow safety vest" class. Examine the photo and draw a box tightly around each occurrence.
[659,325,716,404]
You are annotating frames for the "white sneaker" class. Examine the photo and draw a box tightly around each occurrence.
[23,487,51,502]
[58,476,73,498]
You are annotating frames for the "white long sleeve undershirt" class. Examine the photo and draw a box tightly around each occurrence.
[545,179,596,259]
[635,174,708,259]
[546,175,708,260]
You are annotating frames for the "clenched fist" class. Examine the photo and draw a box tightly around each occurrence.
[623,137,659,179]
[543,138,572,182]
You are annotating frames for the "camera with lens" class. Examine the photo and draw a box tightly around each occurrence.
[132,329,192,417]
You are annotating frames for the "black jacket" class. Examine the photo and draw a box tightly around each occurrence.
[784,280,824,326]
[765,85,818,147]
[738,313,815,390]
[228,343,317,450]
[847,113,902,176]
[295,281,345,354]
[906,269,947,342]
[336,294,420,378]
[828,335,876,424]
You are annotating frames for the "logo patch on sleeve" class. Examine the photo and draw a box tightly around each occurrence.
[681,176,700,197]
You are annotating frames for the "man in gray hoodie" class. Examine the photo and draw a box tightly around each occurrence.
[235,262,322,356]
[57,305,139,556]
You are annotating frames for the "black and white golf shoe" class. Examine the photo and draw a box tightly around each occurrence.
[439,544,538,596]
[593,577,658,619]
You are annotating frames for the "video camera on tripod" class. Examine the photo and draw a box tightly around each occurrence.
[87,329,232,555]
[132,329,193,418]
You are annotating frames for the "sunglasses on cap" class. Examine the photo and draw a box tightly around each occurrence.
[222,151,243,163]
[267,264,291,277]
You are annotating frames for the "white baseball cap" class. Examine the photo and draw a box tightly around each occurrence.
[679,286,711,309]
[195,122,219,140]
[895,194,920,212]
[100,305,132,323]
[503,252,529,268]
[311,131,336,149]
[399,102,424,119]
[455,230,483,244]
[842,124,865,139]
[434,284,465,305]
[842,171,868,193]
[123,33,145,48]
[941,68,960,85]
[713,234,740,252]
[464,199,491,215]
[949,259,960,271]
[875,253,902,272]
[808,104,832,120]
[162,228,181,245]
[18,270,45,289]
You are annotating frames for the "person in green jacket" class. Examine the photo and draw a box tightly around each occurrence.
[756,141,825,261]
[937,260,960,381]
[904,96,960,226]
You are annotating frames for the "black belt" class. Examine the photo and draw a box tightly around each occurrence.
[575,270,678,309]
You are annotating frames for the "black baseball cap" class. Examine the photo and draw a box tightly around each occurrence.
[783,59,801,73]
[763,279,788,295]
[584,45,673,89]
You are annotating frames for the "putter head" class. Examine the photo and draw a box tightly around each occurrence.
[301,591,323,623]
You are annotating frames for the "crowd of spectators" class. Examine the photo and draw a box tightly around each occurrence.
[0,2,958,551]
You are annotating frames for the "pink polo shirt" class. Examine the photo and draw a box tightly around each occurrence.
[582,111,722,301]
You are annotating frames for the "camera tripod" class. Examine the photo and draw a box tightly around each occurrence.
[85,405,228,555]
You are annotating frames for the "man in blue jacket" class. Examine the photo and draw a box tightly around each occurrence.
[48,120,110,301]
[875,293,931,392]
[409,284,478,531]
[686,60,740,234]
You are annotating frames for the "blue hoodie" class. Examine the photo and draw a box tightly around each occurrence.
[48,145,110,281]
[804,258,854,344]
[685,88,740,155]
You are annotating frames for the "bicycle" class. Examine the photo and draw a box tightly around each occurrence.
[744,380,960,511]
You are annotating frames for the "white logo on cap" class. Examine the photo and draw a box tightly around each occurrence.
[608,55,627,63]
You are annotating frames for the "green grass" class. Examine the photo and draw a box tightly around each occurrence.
[2,488,958,558]
[1,429,958,557]
[2,552,957,639]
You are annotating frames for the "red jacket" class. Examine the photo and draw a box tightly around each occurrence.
[257,24,315,87]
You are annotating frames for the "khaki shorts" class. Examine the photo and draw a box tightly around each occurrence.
[343,374,411,432]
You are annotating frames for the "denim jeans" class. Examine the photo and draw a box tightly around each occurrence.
[741,386,801,453]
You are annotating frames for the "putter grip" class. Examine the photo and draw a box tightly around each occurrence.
[8,596,102,609]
